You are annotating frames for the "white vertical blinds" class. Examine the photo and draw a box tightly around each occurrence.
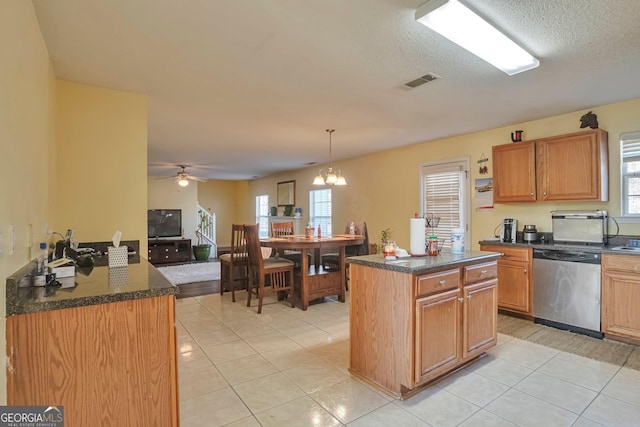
[310,189,332,235]
[621,132,640,215]
[256,195,269,237]
[421,162,465,249]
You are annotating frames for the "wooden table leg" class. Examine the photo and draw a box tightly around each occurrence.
[338,246,346,302]
[301,247,309,310]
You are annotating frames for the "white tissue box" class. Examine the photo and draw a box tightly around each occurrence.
[108,266,129,287]
[108,246,128,267]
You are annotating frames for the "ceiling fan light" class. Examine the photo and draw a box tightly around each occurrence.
[178,178,189,187]
[313,174,326,186]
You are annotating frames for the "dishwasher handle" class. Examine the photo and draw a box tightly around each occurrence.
[533,249,601,264]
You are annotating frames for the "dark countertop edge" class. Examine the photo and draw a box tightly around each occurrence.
[347,251,501,274]
[7,287,178,316]
[478,239,640,255]
[6,259,178,316]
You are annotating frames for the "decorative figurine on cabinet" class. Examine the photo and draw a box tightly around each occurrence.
[580,111,598,129]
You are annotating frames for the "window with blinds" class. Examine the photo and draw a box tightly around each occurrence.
[255,194,269,237]
[421,160,468,249]
[621,131,640,216]
[310,188,332,235]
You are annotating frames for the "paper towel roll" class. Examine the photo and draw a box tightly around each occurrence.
[410,218,426,255]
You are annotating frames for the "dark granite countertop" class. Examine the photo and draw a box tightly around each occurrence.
[347,250,501,275]
[478,236,640,256]
[6,257,178,316]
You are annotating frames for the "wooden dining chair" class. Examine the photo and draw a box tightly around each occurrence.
[270,221,309,268]
[244,224,295,314]
[219,224,248,302]
[321,222,370,271]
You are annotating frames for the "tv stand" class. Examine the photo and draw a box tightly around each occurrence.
[148,238,192,265]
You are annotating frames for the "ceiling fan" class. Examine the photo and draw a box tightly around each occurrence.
[161,165,207,187]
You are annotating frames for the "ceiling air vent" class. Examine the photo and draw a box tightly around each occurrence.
[404,73,440,88]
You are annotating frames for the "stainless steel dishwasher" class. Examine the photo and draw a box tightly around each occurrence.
[532,249,603,338]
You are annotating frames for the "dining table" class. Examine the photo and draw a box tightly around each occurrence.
[260,234,365,310]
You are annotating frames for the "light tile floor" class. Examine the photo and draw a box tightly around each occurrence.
[176,292,640,426]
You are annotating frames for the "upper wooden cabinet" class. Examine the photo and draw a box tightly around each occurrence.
[492,129,608,203]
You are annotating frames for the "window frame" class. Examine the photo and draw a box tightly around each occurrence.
[419,157,470,250]
[620,131,640,222]
[255,194,269,238]
[309,188,332,236]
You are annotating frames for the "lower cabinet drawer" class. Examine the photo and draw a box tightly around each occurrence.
[416,269,460,297]
[464,262,497,284]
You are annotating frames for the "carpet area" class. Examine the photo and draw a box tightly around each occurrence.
[498,314,640,370]
[157,262,220,285]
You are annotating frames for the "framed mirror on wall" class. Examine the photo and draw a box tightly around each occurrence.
[277,180,296,206]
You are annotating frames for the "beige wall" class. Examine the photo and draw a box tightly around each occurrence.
[247,98,640,250]
[54,80,148,254]
[0,0,56,404]
[198,180,250,244]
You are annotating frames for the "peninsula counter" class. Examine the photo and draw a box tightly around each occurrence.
[347,250,501,398]
[5,258,179,426]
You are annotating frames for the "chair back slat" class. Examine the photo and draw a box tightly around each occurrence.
[271,221,295,237]
[230,224,248,261]
[244,224,264,275]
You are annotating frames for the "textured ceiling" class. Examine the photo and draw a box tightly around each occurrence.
[32,0,640,180]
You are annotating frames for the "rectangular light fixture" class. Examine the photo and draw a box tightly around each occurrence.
[415,0,539,76]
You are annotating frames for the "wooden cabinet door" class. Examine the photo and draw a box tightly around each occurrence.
[602,270,640,341]
[497,259,531,313]
[415,289,461,385]
[492,141,536,202]
[7,296,179,426]
[462,279,497,360]
[536,129,608,201]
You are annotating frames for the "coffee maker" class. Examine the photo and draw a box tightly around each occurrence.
[500,218,517,243]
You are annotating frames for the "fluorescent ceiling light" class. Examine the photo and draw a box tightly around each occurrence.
[415,0,539,75]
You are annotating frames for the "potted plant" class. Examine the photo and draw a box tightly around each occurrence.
[376,228,392,254]
[193,210,212,261]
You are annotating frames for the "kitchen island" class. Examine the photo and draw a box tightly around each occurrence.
[5,257,179,426]
[347,251,501,398]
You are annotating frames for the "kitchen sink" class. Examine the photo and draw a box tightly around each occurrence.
[610,246,640,253]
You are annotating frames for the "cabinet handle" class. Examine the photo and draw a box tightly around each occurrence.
[543,192,547,196]
[530,192,534,197]
[480,269,487,274]
[458,297,465,303]
[523,268,527,273]
[467,295,472,300]
[439,280,447,286]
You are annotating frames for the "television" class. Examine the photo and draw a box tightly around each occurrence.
[148,209,182,238]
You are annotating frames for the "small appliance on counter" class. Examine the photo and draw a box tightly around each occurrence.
[523,224,538,243]
[551,210,608,245]
[500,218,517,243]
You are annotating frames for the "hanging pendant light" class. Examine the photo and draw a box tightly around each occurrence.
[313,129,347,186]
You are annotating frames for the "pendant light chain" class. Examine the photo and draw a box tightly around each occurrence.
[327,129,335,166]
